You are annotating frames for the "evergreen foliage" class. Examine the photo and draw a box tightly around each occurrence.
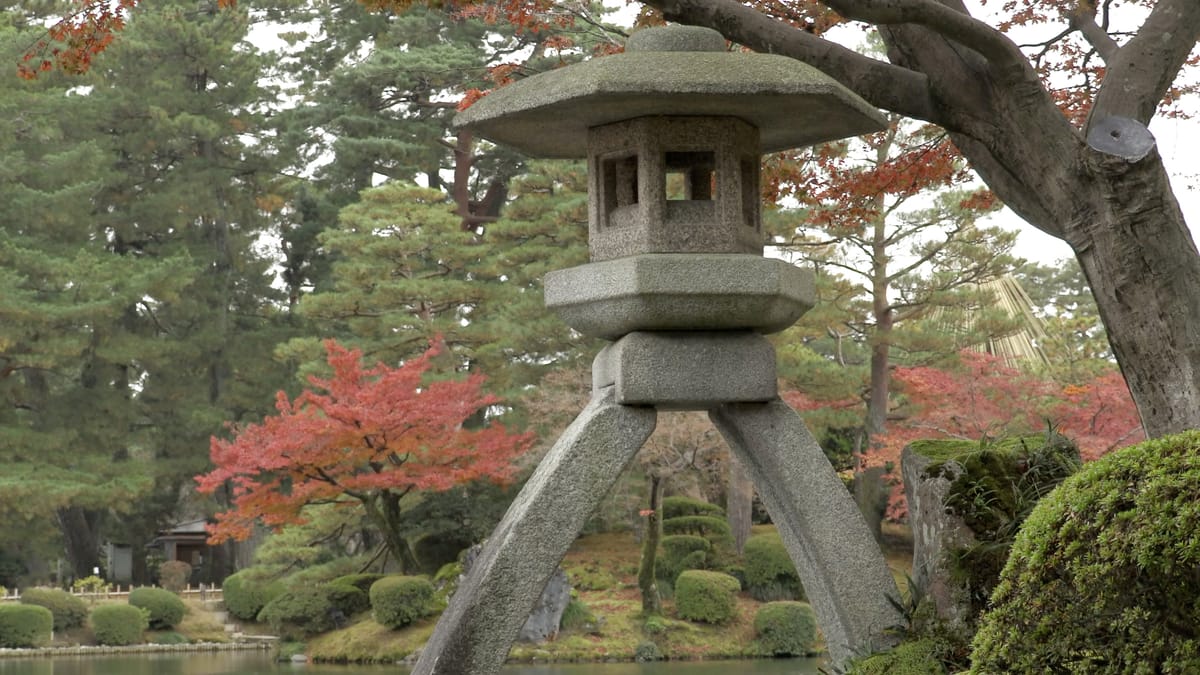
[674,571,740,624]
[128,587,186,630]
[849,639,947,674]
[18,587,88,631]
[0,604,53,648]
[662,516,733,542]
[970,431,1200,673]
[325,582,370,616]
[661,496,725,520]
[753,601,818,656]
[90,604,148,646]
[743,532,805,602]
[329,574,386,596]
[370,576,434,629]
[222,570,284,621]
[658,534,712,584]
[257,586,341,638]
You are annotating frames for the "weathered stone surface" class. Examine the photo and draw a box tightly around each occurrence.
[411,388,656,675]
[592,331,776,409]
[586,116,763,260]
[544,254,814,339]
[517,567,571,643]
[453,26,886,157]
[710,400,902,666]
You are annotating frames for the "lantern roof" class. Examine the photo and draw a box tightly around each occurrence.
[454,25,887,158]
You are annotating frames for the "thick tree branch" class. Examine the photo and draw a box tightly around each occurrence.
[1065,5,1118,63]
[1092,0,1200,124]
[639,0,936,121]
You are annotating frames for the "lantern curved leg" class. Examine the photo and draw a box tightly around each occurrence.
[413,387,657,675]
[710,399,902,665]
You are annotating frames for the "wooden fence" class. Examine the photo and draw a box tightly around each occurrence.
[0,584,223,603]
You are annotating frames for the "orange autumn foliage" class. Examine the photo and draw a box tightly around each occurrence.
[195,339,532,544]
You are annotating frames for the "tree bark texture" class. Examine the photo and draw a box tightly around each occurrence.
[726,453,754,555]
[638,475,663,614]
[641,0,1200,438]
[57,506,102,580]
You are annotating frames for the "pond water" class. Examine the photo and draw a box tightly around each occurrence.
[0,652,825,675]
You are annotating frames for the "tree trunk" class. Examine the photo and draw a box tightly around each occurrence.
[363,491,419,573]
[726,454,754,555]
[56,506,102,580]
[637,475,663,615]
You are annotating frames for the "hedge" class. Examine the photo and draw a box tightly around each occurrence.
[370,576,434,629]
[0,604,53,647]
[91,604,148,646]
[743,531,803,602]
[661,496,725,520]
[970,431,1200,673]
[674,570,740,624]
[18,587,88,631]
[129,587,186,629]
[325,581,369,616]
[257,585,341,638]
[222,569,284,621]
[329,573,385,595]
[754,601,818,656]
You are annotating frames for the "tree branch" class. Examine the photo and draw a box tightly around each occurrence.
[822,0,1033,79]
[1091,0,1200,124]
[639,0,936,121]
[1065,5,1119,63]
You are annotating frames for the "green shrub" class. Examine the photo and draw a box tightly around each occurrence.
[850,639,946,674]
[661,496,725,520]
[370,576,434,629]
[222,569,284,621]
[324,581,369,616]
[674,570,740,624]
[970,431,1200,673]
[663,515,732,540]
[18,587,88,631]
[743,532,803,602]
[0,604,53,647]
[129,587,186,629]
[559,598,600,633]
[753,601,818,656]
[328,573,385,595]
[158,560,192,592]
[658,535,712,584]
[91,604,148,646]
[258,586,342,638]
[635,640,664,662]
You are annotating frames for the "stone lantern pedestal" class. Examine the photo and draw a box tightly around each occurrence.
[413,25,902,675]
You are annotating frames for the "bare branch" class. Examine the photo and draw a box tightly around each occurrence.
[1092,0,1200,124]
[640,0,935,121]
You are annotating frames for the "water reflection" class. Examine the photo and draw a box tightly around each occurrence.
[0,652,823,675]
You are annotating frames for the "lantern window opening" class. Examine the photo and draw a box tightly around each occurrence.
[741,156,760,231]
[664,151,716,202]
[601,153,639,229]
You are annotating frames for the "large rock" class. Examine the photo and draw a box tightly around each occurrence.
[900,445,977,636]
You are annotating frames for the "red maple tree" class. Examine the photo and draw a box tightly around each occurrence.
[195,339,532,569]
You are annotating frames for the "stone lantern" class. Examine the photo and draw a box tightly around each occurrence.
[414,26,901,675]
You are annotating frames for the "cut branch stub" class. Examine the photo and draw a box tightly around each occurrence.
[1087,116,1156,162]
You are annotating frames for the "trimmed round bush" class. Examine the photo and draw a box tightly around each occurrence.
[662,496,725,520]
[0,604,53,647]
[370,576,434,629]
[663,515,732,540]
[129,586,186,629]
[329,573,385,595]
[257,586,339,638]
[744,532,804,602]
[325,581,369,616]
[19,587,88,631]
[91,603,148,646]
[658,535,713,583]
[222,569,284,621]
[754,601,818,656]
[971,431,1200,673]
[674,570,740,624]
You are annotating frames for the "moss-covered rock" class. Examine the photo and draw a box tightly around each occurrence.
[674,570,740,624]
[970,431,1200,673]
